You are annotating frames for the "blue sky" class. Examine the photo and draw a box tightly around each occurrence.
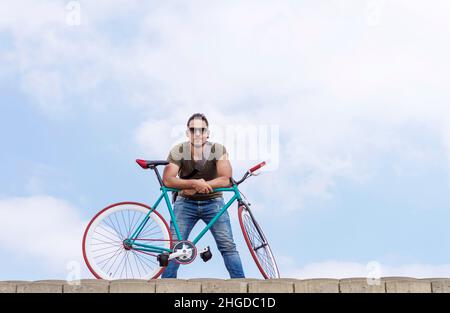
[1,0,450,280]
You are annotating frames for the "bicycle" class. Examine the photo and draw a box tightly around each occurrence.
[82,159,280,280]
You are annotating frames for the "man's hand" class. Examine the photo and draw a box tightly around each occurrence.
[192,179,213,194]
[182,188,197,196]
[163,163,213,194]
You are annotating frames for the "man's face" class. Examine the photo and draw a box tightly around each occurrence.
[187,118,209,148]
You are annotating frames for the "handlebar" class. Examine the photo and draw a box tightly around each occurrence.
[233,161,267,185]
[140,158,267,188]
[249,161,266,173]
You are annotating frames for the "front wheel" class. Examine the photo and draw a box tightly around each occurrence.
[238,205,280,279]
[82,202,172,280]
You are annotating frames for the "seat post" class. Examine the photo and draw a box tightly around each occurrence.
[151,166,164,187]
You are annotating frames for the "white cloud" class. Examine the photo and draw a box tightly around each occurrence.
[129,0,450,206]
[0,196,88,276]
[0,1,64,33]
[134,118,184,158]
[2,0,450,208]
[20,69,65,116]
[2,1,450,280]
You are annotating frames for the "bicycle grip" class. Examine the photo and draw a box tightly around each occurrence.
[249,161,266,173]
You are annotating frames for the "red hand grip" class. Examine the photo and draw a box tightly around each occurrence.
[249,161,266,173]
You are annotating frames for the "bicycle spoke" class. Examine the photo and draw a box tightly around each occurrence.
[121,210,128,238]
[91,238,121,245]
[84,203,170,280]
[94,246,122,263]
[139,223,160,238]
[131,250,143,277]
[114,251,128,278]
[240,208,279,279]
[133,252,157,274]
[127,210,138,238]
[105,216,124,240]
[139,230,164,240]
[92,244,120,254]
[128,211,146,239]
[114,212,125,240]
[124,209,130,238]
[126,252,135,279]
[111,214,125,240]
[94,229,121,244]
[106,247,126,275]
[97,246,123,268]
[98,224,122,240]
[96,214,160,278]
[132,251,151,271]
[134,250,158,265]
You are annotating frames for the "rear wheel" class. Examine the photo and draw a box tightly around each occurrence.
[238,205,280,279]
[82,202,172,280]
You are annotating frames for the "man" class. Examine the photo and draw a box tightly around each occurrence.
[161,113,245,278]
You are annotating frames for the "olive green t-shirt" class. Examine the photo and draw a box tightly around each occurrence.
[166,141,228,200]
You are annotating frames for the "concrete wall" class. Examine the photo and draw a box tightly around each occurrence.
[1,278,449,293]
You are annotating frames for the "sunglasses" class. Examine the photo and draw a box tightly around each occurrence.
[188,127,208,134]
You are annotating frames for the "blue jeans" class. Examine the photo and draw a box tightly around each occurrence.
[161,196,245,278]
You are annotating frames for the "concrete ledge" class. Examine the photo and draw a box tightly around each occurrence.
[2,278,449,293]
[0,281,30,293]
[339,278,386,293]
[429,279,450,293]
[63,279,110,293]
[190,278,248,293]
[295,279,340,293]
[155,279,202,293]
[248,279,295,293]
[17,280,64,293]
[384,278,432,293]
[110,279,156,293]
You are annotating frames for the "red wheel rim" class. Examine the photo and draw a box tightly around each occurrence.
[238,205,280,279]
[82,201,172,280]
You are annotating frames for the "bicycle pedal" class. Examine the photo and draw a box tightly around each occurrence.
[157,253,169,267]
[200,246,212,262]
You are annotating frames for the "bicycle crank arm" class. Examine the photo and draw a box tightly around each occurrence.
[168,249,191,260]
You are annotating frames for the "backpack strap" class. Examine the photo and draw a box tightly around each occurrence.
[172,141,213,203]
[179,141,213,178]
[193,141,213,171]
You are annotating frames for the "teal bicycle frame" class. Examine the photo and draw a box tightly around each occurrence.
[126,184,243,255]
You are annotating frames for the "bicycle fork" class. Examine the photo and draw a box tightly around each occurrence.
[239,200,269,252]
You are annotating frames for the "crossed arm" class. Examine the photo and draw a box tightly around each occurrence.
[162,158,232,195]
